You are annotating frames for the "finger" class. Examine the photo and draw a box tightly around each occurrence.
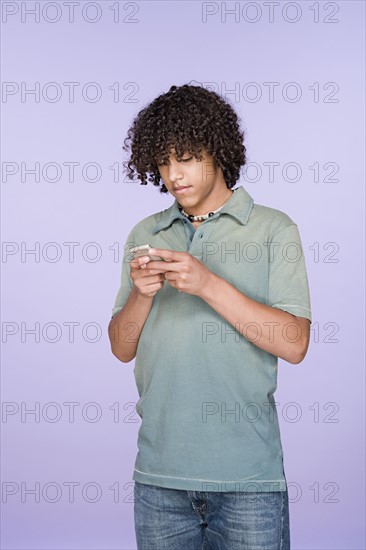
[140,264,167,273]
[138,256,151,266]
[148,248,180,262]
[144,273,165,283]
[130,256,151,269]
[146,260,179,272]
[133,265,166,277]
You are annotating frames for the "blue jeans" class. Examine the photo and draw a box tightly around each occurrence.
[134,481,290,550]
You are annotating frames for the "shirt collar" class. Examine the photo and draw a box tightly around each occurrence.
[152,185,254,234]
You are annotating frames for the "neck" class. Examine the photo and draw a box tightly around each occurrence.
[180,188,234,217]
[179,188,234,222]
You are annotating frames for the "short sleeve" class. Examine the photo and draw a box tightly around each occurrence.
[268,224,312,322]
[110,228,137,319]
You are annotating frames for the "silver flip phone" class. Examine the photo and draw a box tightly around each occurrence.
[129,244,165,262]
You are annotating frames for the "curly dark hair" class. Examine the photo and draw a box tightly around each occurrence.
[122,83,247,193]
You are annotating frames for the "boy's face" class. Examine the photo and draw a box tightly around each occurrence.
[156,147,231,211]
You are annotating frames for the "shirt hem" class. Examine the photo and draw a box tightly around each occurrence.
[271,303,312,321]
[133,468,287,492]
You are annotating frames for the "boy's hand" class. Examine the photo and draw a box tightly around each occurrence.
[129,255,166,298]
[143,248,212,297]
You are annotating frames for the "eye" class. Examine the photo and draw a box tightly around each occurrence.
[156,156,193,166]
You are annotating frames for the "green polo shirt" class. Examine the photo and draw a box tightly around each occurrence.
[111,185,312,492]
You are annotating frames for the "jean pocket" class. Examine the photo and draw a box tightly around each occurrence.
[134,481,164,509]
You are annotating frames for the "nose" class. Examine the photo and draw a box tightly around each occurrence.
[167,161,185,184]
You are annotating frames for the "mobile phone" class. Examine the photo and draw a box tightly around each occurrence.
[129,244,165,262]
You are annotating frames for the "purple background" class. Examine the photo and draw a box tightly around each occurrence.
[1,1,365,548]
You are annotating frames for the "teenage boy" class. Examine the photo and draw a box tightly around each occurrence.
[108,84,311,550]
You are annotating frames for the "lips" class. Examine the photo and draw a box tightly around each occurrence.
[173,186,190,192]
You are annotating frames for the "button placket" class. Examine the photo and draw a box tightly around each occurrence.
[188,217,219,259]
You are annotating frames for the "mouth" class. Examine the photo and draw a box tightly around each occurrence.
[173,186,191,193]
